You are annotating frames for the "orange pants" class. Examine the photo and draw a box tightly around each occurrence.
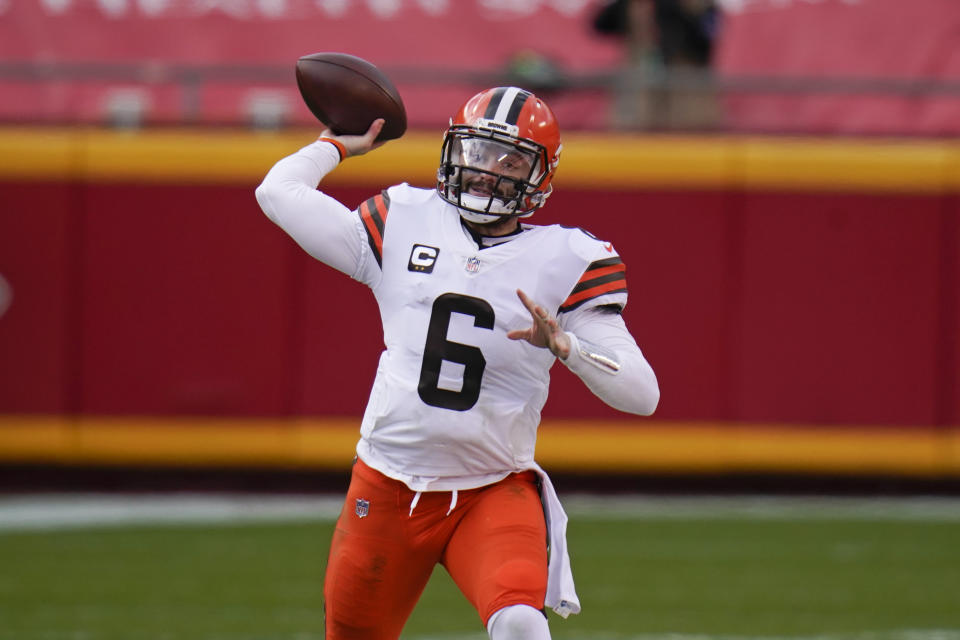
[323,458,548,639]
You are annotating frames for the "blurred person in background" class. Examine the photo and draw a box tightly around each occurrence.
[593,0,721,130]
[255,87,659,639]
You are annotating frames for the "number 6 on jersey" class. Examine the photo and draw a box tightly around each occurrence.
[417,293,495,411]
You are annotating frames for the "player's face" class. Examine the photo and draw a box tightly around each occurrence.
[456,138,536,199]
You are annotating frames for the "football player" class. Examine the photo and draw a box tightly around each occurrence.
[255,87,660,640]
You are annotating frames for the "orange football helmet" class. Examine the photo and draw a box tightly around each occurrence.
[437,87,562,224]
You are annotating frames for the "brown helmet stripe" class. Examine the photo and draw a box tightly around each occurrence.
[482,87,508,119]
[504,89,532,125]
[481,87,533,125]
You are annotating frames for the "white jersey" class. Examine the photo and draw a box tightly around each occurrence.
[351,184,630,490]
[255,139,659,618]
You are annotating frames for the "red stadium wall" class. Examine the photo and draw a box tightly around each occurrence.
[1,129,958,475]
[3,0,958,135]
[715,0,960,136]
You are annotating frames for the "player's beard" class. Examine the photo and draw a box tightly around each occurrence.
[463,171,518,200]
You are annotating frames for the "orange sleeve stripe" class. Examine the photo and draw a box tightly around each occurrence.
[359,200,382,250]
[563,278,627,305]
[358,195,388,267]
[577,262,625,283]
[373,193,388,219]
[559,255,628,312]
[560,280,627,313]
[318,137,347,161]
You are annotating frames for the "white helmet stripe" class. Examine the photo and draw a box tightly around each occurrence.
[492,87,528,124]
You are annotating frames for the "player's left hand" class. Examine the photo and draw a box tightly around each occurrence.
[507,289,571,359]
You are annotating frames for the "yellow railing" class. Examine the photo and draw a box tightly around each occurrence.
[1,415,958,477]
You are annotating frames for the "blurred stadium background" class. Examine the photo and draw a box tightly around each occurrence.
[0,0,959,638]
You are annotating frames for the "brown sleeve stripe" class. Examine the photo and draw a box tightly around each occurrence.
[560,278,628,312]
[579,262,625,282]
[559,258,627,313]
[357,191,390,268]
[571,257,625,292]
[582,256,624,272]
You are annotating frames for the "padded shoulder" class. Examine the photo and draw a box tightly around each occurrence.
[555,226,628,314]
[384,182,436,206]
[551,224,621,263]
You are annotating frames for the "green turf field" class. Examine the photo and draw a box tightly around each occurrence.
[1,496,958,640]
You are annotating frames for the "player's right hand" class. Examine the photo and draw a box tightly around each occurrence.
[319,119,386,158]
[507,289,572,360]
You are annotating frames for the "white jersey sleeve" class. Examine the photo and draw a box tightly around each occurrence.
[561,307,659,415]
[554,234,659,415]
[254,140,372,279]
[348,183,435,289]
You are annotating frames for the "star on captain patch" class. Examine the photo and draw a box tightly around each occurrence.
[355,498,370,518]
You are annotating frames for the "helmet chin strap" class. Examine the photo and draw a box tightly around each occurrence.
[458,210,503,224]
[457,193,517,223]
[456,193,540,225]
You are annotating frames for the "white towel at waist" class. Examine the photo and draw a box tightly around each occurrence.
[531,462,581,618]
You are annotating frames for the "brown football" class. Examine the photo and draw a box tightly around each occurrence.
[295,52,407,141]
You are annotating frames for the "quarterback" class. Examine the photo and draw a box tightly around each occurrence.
[255,87,659,640]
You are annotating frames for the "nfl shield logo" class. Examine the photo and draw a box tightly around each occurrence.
[355,498,370,518]
[465,257,481,273]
